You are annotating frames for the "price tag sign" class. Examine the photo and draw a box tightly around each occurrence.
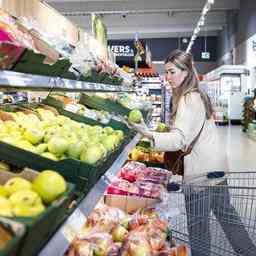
[65,104,80,113]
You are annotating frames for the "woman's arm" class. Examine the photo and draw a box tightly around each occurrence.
[152,92,206,152]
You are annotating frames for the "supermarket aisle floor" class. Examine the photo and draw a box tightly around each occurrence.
[217,125,256,171]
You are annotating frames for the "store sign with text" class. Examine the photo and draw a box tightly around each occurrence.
[108,45,134,57]
[108,40,150,68]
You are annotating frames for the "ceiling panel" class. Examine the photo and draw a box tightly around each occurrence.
[46,0,240,39]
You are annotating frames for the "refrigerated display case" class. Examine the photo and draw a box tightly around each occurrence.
[202,65,249,125]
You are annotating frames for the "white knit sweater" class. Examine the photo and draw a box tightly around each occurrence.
[152,92,228,182]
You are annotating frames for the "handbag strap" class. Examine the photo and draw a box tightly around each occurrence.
[185,118,206,155]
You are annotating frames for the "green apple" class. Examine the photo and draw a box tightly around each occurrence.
[0,124,7,133]
[24,128,44,145]
[4,177,32,196]
[112,225,128,242]
[9,131,23,141]
[80,145,103,165]
[36,143,48,154]
[43,128,57,143]
[33,170,67,203]
[101,136,116,151]
[4,121,21,132]
[87,136,101,146]
[27,113,40,123]
[13,203,45,217]
[0,196,13,217]
[0,185,8,197]
[67,141,85,159]
[9,189,42,207]
[103,126,114,135]
[98,143,107,158]
[128,109,143,123]
[94,238,112,256]
[156,122,168,132]
[48,137,69,155]
[41,152,58,161]
[1,136,17,146]
[16,140,37,153]
[115,130,124,141]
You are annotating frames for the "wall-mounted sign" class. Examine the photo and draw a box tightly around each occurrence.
[109,45,134,57]
[202,52,210,59]
[108,40,151,68]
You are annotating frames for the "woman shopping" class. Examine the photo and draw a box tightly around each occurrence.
[129,49,256,256]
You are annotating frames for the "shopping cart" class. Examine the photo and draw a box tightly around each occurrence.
[166,172,256,256]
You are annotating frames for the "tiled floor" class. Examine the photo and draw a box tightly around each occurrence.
[217,125,256,172]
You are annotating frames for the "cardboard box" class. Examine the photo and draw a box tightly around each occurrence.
[0,167,38,184]
[104,194,161,214]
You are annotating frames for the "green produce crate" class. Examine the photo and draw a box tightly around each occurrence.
[12,49,72,78]
[43,96,132,135]
[0,169,76,256]
[79,93,150,120]
[0,217,25,256]
[0,103,135,192]
[0,142,94,193]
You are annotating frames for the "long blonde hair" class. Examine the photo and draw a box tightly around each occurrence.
[165,49,213,120]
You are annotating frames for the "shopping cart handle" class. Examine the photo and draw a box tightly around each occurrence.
[166,182,180,192]
[207,171,225,179]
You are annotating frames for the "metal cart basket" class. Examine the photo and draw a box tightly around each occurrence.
[168,172,256,256]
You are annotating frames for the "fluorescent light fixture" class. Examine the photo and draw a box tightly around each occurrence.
[186,0,214,53]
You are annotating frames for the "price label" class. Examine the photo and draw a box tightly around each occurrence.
[65,104,80,113]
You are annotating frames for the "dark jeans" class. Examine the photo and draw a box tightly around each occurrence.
[184,180,256,256]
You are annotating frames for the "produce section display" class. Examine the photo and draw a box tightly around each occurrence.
[0,2,190,256]
[0,8,133,87]
[0,169,67,217]
[0,167,75,255]
[0,106,124,163]
[66,204,188,256]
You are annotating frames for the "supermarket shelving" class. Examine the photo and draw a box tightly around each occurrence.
[0,70,134,93]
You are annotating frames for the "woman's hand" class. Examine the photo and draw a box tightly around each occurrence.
[126,118,153,140]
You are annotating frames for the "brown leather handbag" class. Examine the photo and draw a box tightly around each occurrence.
[164,120,205,176]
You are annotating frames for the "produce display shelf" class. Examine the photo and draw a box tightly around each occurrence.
[38,133,142,256]
[0,70,134,92]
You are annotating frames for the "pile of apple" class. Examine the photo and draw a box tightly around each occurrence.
[0,170,66,217]
[67,204,188,256]
[0,108,124,165]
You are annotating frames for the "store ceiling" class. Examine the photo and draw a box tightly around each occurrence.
[46,0,240,39]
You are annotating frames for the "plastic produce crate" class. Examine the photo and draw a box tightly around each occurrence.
[12,49,72,77]
[43,96,133,136]
[79,93,151,120]
[0,217,25,256]
[0,103,135,192]
[0,169,75,256]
